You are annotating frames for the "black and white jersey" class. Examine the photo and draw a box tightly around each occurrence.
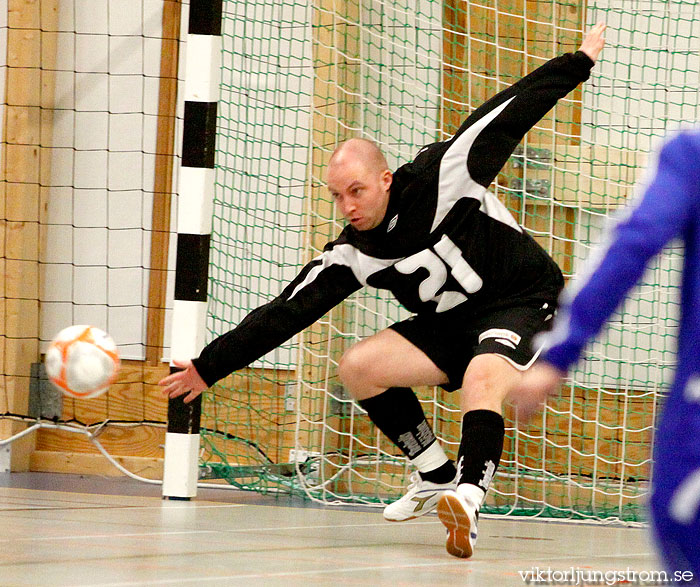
[193,51,594,386]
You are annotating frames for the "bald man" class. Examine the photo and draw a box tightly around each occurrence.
[161,24,606,559]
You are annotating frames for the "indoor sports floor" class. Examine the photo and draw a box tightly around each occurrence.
[0,473,661,586]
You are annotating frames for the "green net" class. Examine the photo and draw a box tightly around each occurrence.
[201,1,697,522]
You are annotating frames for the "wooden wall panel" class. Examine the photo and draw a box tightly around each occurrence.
[1,0,59,470]
[146,0,182,364]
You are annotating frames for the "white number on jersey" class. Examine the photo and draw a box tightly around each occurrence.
[395,235,483,313]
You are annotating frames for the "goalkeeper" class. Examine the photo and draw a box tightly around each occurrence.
[161,24,606,559]
[513,127,700,577]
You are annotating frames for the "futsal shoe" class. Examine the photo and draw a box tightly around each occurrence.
[383,471,456,521]
[436,484,480,558]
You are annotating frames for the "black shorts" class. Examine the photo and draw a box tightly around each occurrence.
[389,302,556,391]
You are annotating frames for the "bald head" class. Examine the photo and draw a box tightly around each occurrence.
[326,138,393,231]
[328,138,389,176]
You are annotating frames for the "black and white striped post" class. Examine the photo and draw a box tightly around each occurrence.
[162,0,222,500]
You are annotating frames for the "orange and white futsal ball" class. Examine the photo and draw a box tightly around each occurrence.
[45,325,120,399]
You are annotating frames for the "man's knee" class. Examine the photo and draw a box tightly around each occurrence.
[338,342,373,391]
[461,354,521,409]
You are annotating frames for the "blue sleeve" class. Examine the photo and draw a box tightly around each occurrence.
[541,131,700,372]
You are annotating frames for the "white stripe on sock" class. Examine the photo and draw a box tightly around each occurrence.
[411,441,449,472]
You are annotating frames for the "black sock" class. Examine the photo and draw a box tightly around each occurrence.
[420,460,456,484]
[457,409,504,492]
[359,387,455,482]
[358,387,434,457]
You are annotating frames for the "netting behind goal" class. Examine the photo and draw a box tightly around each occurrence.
[200,1,699,521]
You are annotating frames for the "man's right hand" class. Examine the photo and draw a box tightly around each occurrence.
[580,22,606,64]
[510,361,566,420]
[159,359,208,404]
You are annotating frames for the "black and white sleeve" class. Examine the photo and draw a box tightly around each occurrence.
[454,51,594,188]
[191,242,363,386]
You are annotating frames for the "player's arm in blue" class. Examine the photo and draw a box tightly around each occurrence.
[543,131,700,372]
[512,130,700,417]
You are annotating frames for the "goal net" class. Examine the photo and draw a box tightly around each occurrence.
[200,0,698,522]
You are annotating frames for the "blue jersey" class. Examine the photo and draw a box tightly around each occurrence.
[540,129,700,576]
[541,128,700,397]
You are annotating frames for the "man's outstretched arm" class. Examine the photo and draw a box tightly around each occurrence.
[457,23,605,188]
[159,244,363,402]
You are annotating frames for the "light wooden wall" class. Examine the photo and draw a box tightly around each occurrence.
[30,360,170,478]
[1,0,58,470]
[1,0,180,476]
[146,0,182,366]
